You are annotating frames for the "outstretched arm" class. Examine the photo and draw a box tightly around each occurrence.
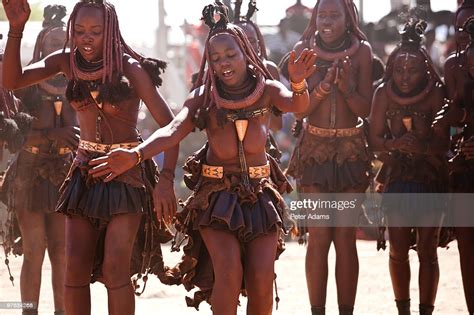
[2,0,67,90]
[124,58,179,173]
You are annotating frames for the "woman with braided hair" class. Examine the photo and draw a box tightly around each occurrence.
[89,2,316,314]
[232,0,283,154]
[434,16,474,314]
[0,5,76,315]
[369,20,449,315]
[282,0,373,314]
[2,0,179,314]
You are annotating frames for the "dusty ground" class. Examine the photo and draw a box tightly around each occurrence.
[0,239,468,315]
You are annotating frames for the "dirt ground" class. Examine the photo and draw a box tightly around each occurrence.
[0,239,468,315]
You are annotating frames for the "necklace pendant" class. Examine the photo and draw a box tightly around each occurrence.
[402,115,413,132]
[235,119,249,141]
[53,98,63,116]
[90,90,103,109]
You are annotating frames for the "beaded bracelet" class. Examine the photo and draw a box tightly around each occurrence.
[134,148,144,165]
[318,82,331,95]
[8,31,23,39]
[290,79,306,90]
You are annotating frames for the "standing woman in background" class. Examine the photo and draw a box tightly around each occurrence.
[284,0,373,314]
[1,5,77,315]
[1,0,179,314]
[435,17,474,315]
[369,21,448,315]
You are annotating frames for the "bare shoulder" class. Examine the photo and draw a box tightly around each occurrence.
[184,85,206,112]
[444,53,460,72]
[355,40,373,60]
[374,82,388,99]
[431,82,446,100]
[122,55,145,79]
[264,59,280,79]
[444,53,459,66]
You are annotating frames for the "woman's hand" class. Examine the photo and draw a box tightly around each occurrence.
[395,133,426,154]
[88,149,138,182]
[287,48,317,84]
[153,178,177,223]
[2,0,31,31]
[337,57,356,96]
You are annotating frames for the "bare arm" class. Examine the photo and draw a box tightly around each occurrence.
[368,84,389,152]
[264,60,283,131]
[124,58,179,174]
[268,49,317,114]
[266,79,309,114]
[443,54,458,102]
[2,0,67,89]
[341,42,373,118]
[429,85,450,154]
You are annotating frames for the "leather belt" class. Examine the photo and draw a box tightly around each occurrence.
[201,163,271,179]
[24,145,72,155]
[78,139,139,153]
[306,119,363,138]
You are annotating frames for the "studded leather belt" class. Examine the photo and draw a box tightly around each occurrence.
[201,163,271,179]
[306,119,364,138]
[78,139,140,153]
[24,145,72,155]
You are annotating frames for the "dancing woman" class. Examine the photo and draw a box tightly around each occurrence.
[89,2,316,314]
[2,0,179,314]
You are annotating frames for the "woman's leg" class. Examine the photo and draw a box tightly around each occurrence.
[333,227,358,310]
[64,216,100,315]
[244,231,279,315]
[332,188,364,312]
[306,226,333,309]
[416,227,440,308]
[301,185,333,311]
[200,227,243,315]
[45,212,66,312]
[456,227,474,313]
[102,213,142,315]
[15,208,47,311]
[388,227,412,311]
